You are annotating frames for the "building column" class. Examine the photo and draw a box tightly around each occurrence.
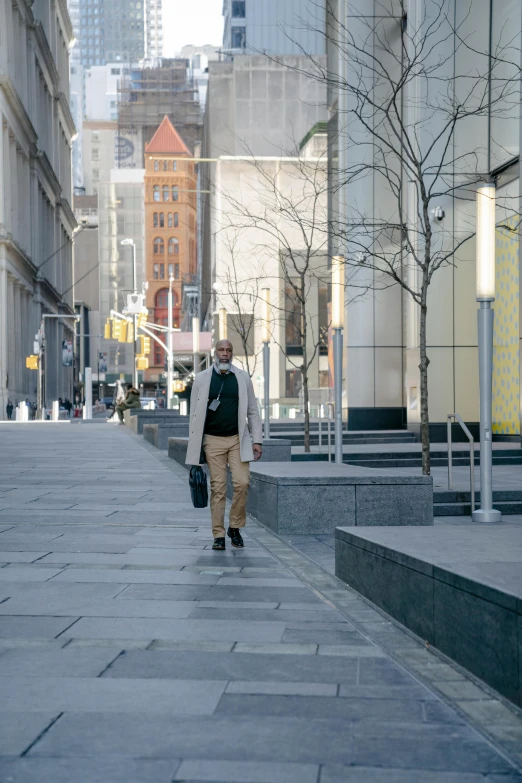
[0,256,8,418]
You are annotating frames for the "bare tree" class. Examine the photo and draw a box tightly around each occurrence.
[214,150,334,451]
[269,0,521,473]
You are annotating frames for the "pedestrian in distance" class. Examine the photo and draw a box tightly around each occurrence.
[107,380,126,421]
[186,339,263,551]
[115,383,141,424]
[5,400,13,420]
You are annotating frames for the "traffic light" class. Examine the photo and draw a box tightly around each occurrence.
[104,319,111,339]
[126,321,135,343]
[112,319,121,340]
[137,312,148,329]
[136,357,149,370]
[118,320,128,343]
[25,355,38,370]
[173,380,185,392]
[143,336,151,355]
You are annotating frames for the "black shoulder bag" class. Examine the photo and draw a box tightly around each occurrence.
[189,466,208,508]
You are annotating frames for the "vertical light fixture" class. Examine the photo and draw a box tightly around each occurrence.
[192,316,200,375]
[219,308,228,341]
[167,276,174,408]
[331,256,345,464]
[261,288,271,439]
[473,183,501,522]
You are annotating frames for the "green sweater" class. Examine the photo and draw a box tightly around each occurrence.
[122,390,141,409]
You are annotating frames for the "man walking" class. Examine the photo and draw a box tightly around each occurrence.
[186,340,263,550]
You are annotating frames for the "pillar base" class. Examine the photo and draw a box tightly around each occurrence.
[472,508,502,523]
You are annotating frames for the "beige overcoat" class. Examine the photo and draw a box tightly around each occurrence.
[185,364,263,466]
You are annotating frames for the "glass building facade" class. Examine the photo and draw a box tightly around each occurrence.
[76,0,145,67]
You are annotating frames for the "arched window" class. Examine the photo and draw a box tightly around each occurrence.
[168,237,179,255]
[174,212,179,227]
[172,185,178,201]
[163,160,168,171]
[155,288,178,308]
[167,212,173,228]
[153,212,158,227]
[159,213,164,228]
[153,185,160,202]
[153,237,164,254]
[162,185,169,201]
[154,160,159,171]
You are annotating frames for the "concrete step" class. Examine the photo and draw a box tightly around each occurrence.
[434,500,522,516]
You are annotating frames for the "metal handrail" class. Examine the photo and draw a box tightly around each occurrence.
[447,413,475,514]
[327,403,334,463]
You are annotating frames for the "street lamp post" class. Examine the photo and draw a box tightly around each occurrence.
[473,184,501,522]
[331,256,345,465]
[192,316,200,375]
[167,276,174,409]
[121,239,138,387]
[219,308,228,341]
[261,288,271,439]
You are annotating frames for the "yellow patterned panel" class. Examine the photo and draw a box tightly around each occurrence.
[493,219,520,435]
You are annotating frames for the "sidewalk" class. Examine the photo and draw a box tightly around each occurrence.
[0,422,521,782]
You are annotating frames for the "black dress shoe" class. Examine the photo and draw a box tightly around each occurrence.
[227,527,244,548]
[212,537,226,550]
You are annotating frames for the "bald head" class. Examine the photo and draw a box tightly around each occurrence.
[214,340,233,372]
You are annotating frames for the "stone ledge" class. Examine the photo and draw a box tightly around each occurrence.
[335,525,522,706]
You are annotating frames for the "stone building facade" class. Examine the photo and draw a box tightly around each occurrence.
[0,0,77,416]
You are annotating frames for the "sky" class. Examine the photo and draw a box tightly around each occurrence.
[162,0,223,56]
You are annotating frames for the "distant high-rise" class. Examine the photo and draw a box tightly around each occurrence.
[145,0,163,59]
[222,0,325,56]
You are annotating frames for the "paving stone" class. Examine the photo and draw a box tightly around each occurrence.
[0,758,180,782]
[0,647,120,677]
[318,645,386,658]
[225,681,338,696]
[282,628,367,645]
[0,598,195,619]
[48,568,220,585]
[0,676,226,715]
[0,616,79,638]
[214,694,425,721]
[319,767,517,782]
[59,617,286,643]
[103,649,358,682]
[0,552,49,563]
[173,759,319,782]
[0,566,64,581]
[0,711,61,755]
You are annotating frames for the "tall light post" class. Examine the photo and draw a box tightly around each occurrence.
[473,184,501,522]
[167,275,174,409]
[121,238,138,387]
[261,288,271,439]
[192,316,200,375]
[331,256,345,464]
[219,307,228,341]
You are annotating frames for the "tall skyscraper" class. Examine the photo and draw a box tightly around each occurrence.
[145,0,163,59]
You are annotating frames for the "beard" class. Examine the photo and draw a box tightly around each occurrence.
[216,360,231,372]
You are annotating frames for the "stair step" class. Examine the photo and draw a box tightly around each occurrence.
[434,501,522,516]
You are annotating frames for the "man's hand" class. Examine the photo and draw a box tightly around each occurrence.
[253,444,263,461]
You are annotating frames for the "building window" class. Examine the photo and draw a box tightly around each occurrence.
[163,160,168,171]
[159,213,164,227]
[159,263,165,279]
[154,160,159,171]
[285,282,303,350]
[232,0,245,17]
[167,212,173,228]
[153,212,158,227]
[111,67,121,75]
[231,27,246,49]
[168,263,174,278]
[174,212,179,227]
[153,237,164,254]
[92,168,99,180]
[162,185,169,201]
[92,148,99,160]
[155,289,169,307]
[172,186,178,201]
[286,369,302,398]
[168,237,179,255]
[172,161,177,171]
[153,263,159,279]
[153,185,160,201]
[174,263,179,279]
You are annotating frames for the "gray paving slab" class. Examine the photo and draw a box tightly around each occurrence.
[0,676,226,715]
[62,617,286,642]
[0,758,180,783]
[0,423,520,779]
[0,712,61,755]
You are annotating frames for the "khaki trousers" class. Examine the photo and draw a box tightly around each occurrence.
[203,434,250,539]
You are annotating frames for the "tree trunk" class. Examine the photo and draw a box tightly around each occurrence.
[419,300,431,475]
[302,364,311,453]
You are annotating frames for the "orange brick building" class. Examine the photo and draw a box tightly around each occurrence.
[143,116,196,383]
